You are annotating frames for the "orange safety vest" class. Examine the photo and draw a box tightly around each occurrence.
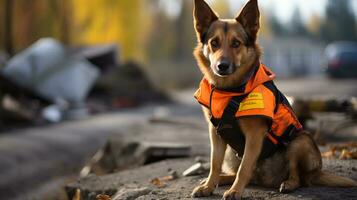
[194,64,303,158]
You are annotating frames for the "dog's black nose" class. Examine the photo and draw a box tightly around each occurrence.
[217,61,230,72]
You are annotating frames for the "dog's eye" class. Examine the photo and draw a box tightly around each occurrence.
[231,40,241,48]
[210,39,219,48]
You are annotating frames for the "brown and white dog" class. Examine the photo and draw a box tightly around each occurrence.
[191,0,357,199]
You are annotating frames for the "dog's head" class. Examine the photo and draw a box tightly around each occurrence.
[193,0,262,88]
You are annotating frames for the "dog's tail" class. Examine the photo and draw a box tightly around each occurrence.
[312,171,357,187]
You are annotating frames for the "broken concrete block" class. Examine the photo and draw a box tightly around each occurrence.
[80,137,191,177]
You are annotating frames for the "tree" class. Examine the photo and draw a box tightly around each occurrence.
[270,14,285,36]
[320,0,357,42]
[71,0,142,61]
[4,0,14,55]
[173,0,196,60]
[306,14,322,39]
[289,8,308,37]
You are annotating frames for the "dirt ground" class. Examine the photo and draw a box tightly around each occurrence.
[67,157,357,200]
[65,112,357,200]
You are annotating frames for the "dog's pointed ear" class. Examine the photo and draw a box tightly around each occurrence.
[236,0,260,45]
[193,0,218,43]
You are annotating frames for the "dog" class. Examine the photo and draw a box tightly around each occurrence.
[191,0,357,199]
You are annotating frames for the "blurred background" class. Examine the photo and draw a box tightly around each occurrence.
[1,0,356,86]
[0,0,357,200]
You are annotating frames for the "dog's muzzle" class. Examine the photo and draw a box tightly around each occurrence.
[215,58,236,76]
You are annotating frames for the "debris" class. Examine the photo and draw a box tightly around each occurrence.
[0,95,35,123]
[112,97,138,108]
[339,149,357,160]
[0,52,9,67]
[41,99,69,123]
[182,162,210,177]
[150,170,178,188]
[80,149,105,178]
[168,170,178,179]
[79,138,191,177]
[0,73,50,129]
[292,97,357,119]
[72,189,81,200]
[41,104,63,123]
[111,187,151,200]
[65,102,90,120]
[321,142,357,160]
[74,44,120,72]
[3,38,99,103]
[91,61,168,108]
[321,150,335,159]
[96,194,111,200]
[150,177,166,188]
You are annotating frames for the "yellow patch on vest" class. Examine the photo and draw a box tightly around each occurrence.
[239,93,265,111]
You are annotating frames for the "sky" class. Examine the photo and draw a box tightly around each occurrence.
[225,0,328,23]
[160,0,357,23]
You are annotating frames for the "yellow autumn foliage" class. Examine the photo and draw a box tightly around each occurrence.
[71,0,145,61]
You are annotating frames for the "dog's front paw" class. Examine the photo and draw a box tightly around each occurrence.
[279,180,299,193]
[222,189,241,200]
[191,184,214,198]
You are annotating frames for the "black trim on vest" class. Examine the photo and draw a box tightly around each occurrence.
[263,80,294,112]
[210,81,301,160]
[263,81,280,113]
[210,94,280,159]
[210,95,248,158]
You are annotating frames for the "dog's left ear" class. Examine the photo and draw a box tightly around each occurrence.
[193,0,218,43]
[236,0,260,45]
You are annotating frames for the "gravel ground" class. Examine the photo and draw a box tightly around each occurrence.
[65,114,357,200]
[67,157,357,200]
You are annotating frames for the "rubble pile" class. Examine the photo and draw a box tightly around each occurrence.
[0,38,167,131]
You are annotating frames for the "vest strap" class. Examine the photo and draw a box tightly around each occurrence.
[210,94,248,158]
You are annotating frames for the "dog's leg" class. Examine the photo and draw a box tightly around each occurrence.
[223,117,267,200]
[192,123,227,197]
[280,133,322,191]
[279,150,300,193]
